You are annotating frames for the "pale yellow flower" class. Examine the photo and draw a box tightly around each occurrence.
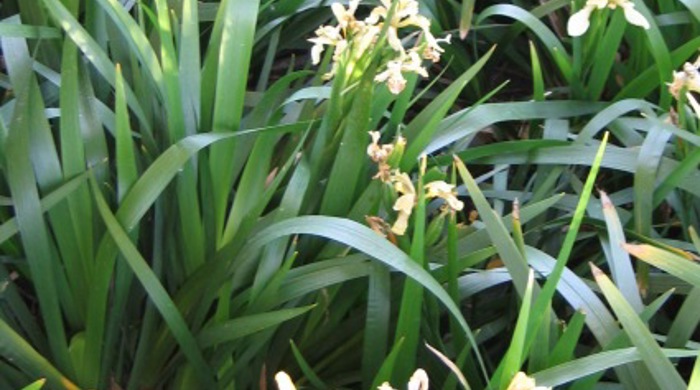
[274,371,296,390]
[375,59,408,94]
[506,371,552,390]
[424,181,464,211]
[366,0,446,59]
[669,57,700,118]
[390,171,416,235]
[375,50,428,94]
[567,0,649,37]
[331,0,361,31]
[309,25,344,65]
[669,59,700,98]
[353,24,381,60]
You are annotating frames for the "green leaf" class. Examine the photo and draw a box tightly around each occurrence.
[238,216,489,381]
[534,347,696,387]
[89,175,216,388]
[499,271,536,389]
[401,46,495,171]
[197,306,315,347]
[454,158,531,297]
[591,264,687,388]
[600,191,643,311]
[20,378,46,390]
[0,320,77,390]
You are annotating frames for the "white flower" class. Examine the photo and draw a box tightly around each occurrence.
[566,6,594,37]
[274,371,296,390]
[506,371,552,390]
[424,181,464,211]
[407,368,429,390]
[619,1,649,29]
[378,382,397,390]
[377,369,429,389]
[567,0,650,37]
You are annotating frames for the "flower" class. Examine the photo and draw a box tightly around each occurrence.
[274,371,296,390]
[506,371,552,390]
[669,57,700,118]
[366,0,448,60]
[424,181,464,211]
[669,59,700,98]
[407,368,429,390]
[377,368,429,389]
[331,0,361,31]
[367,131,394,163]
[390,171,417,235]
[567,0,650,37]
[309,0,449,90]
[374,50,429,94]
[309,25,344,65]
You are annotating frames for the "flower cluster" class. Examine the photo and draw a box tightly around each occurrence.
[669,56,700,117]
[309,0,451,94]
[366,133,463,236]
[567,0,650,37]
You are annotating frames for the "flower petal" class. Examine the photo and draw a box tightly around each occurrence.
[377,382,397,390]
[621,4,650,29]
[311,43,324,65]
[274,372,297,390]
[391,209,411,235]
[407,369,429,390]
[567,7,593,37]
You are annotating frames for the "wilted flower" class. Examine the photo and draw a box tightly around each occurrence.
[367,131,405,182]
[669,58,700,98]
[506,371,552,390]
[424,181,464,211]
[567,0,649,37]
[367,131,394,163]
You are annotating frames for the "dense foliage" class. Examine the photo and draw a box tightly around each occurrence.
[1,0,700,389]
